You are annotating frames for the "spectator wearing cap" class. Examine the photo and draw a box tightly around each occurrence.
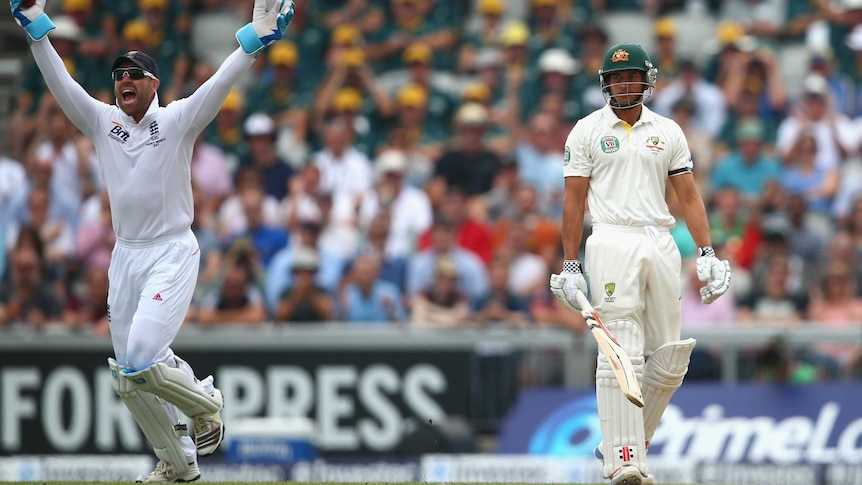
[652,59,727,138]
[378,42,458,124]
[377,83,449,187]
[410,255,472,327]
[526,0,577,64]
[651,17,681,91]
[245,42,311,161]
[364,0,459,72]
[457,0,506,72]
[274,245,335,323]
[407,221,489,305]
[432,102,501,198]
[516,48,581,125]
[499,21,531,67]
[711,118,782,201]
[15,15,84,121]
[338,253,406,323]
[776,74,856,172]
[722,47,787,133]
[61,0,112,96]
[356,150,433,258]
[203,89,247,170]
[127,0,191,103]
[702,21,752,85]
[241,113,296,201]
[265,220,346,313]
[805,52,854,118]
[719,0,784,41]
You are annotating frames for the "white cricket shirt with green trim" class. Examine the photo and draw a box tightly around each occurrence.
[563,104,693,228]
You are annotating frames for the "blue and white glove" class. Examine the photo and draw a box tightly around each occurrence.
[11,0,55,41]
[696,246,731,304]
[236,0,295,57]
[550,260,589,313]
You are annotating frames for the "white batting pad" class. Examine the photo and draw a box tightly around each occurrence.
[596,319,648,479]
[123,362,221,418]
[642,338,696,444]
[109,358,191,473]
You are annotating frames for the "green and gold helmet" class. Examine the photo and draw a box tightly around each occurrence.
[598,43,658,108]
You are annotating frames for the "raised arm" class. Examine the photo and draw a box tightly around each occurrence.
[181,0,295,134]
[14,0,104,135]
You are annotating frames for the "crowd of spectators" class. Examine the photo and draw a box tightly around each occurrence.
[2,0,862,379]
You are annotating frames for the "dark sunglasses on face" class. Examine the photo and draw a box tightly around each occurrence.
[112,68,155,81]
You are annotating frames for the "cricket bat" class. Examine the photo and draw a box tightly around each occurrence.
[575,292,644,408]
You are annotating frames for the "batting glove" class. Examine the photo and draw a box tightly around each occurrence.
[696,246,731,304]
[236,0,295,56]
[550,260,589,313]
[11,0,55,41]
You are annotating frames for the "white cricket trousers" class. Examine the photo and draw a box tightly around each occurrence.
[584,224,682,357]
[108,228,200,371]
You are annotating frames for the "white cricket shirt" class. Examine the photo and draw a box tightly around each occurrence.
[31,39,254,242]
[563,104,693,228]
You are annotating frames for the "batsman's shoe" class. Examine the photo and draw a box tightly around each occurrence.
[135,460,200,483]
[596,446,655,485]
[610,465,644,485]
[193,388,224,456]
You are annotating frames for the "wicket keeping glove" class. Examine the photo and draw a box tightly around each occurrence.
[550,260,589,313]
[696,246,731,304]
[236,0,295,56]
[11,0,55,41]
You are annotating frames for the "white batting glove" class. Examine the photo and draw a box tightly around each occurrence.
[236,0,295,56]
[696,246,731,304]
[550,260,589,313]
[11,0,55,41]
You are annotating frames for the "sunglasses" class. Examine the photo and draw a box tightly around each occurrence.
[112,67,156,81]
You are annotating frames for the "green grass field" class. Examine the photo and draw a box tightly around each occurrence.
[1,482,710,485]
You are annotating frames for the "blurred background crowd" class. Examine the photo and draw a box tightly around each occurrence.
[2,0,862,381]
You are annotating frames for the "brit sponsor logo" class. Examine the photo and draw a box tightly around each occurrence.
[108,122,129,143]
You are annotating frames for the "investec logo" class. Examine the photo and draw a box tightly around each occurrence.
[654,403,862,464]
[109,121,129,143]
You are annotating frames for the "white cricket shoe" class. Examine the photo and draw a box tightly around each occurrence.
[135,460,200,483]
[611,465,644,485]
[193,388,224,456]
[596,446,655,485]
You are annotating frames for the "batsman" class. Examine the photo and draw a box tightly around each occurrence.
[11,0,295,481]
[550,43,731,484]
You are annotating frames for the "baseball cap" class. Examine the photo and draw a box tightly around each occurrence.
[538,48,579,75]
[396,83,428,108]
[803,74,829,97]
[501,22,530,47]
[402,43,432,64]
[716,21,744,46]
[221,89,243,111]
[462,81,491,103]
[331,25,361,46]
[455,102,489,125]
[63,0,91,12]
[51,15,82,41]
[244,112,276,137]
[138,0,168,10]
[121,19,151,43]
[735,118,764,142]
[112,50,160,79]
[268,41,299,67]
[331,88,363,112]
[478,0,504,15]
[846,25,862,51]
[375,149,408,175]
[292,246,320,272]
[653,17,676,38]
